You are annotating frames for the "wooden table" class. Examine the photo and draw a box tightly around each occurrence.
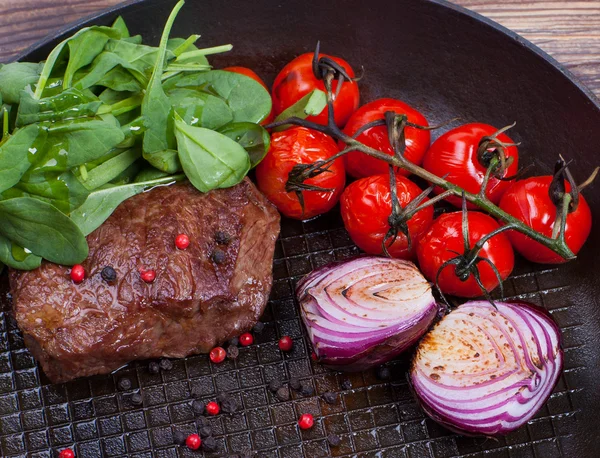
[0,0,599,96]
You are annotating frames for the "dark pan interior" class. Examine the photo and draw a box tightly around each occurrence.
[3,0,600,456]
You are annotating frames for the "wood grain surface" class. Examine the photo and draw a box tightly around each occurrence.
[0,0,599,96]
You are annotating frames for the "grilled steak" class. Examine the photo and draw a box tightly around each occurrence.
[9,179,280,383]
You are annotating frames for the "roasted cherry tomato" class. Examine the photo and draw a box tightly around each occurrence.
[256,127,345,220]
[340,174,433,259]
[499,176,592,263]
[343,99,430,178]
[423,123,519,207]
[272,53,359,127]
[224,66,273,125]
[417,211,514,298]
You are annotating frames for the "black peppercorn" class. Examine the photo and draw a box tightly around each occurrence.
[199,424,212,438]
[268,379,282,393]
[341,379,352,390]
[117,377,132,391]
[192,399,205,415]
[322,391,338,405]
[159,358,173,371]
[252,321,265,334]
[214,231,231,245]
[211,248,226,264]
[327,433,341,447]
[221,398,239,414]
[376,365,391,381]
[301,383,314,397]
[229,336,239,347]
[202,435,218,453]
[275,386,290,401]
[227,345,239,360]
[173,430,187,445]
[101,266,117,282]
[130,392,143,406]
[148,361,160,374]
[289,377,301,391]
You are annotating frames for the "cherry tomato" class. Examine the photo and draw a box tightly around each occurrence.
[423,123,519,207]
[343,99,430,178]
[417,211,514,298]
[499,176,592,263]
[340,174,433,259]
[224,66,273,125]
[272,53,359,127]
[256,127,345,220]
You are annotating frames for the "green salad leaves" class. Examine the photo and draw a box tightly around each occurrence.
[0,0,272,272]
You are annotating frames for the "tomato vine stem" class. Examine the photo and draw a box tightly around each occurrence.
[266,67,578,261]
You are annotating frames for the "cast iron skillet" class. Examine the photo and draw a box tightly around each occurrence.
[2,0,599,457]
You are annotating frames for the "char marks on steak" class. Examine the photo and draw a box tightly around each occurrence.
[9,179,280,383]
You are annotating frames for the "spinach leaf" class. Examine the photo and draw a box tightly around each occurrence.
[0,124,42,193]
[98,93,142,118]
[111,16,130,38]
[39,77,66,98]
[98,88,132,105]
[44,118,125,167]
[79,148,141,190]
[134,167,169,182]
[167,88,232,129]
[0,62,42,104]
[164,69,271,123]
[109,159,143,185]
[175,44,232,62]
[70,174,184,235]
[35,25,121,97]
[16,87,102,126]
[96,66,142,92]
[7,170,90,214]
[0,197,88,265]
[141,1,184,172]
[218,122,270,167]
[0,234,42,270]
[72,52,145,91]
[272,89,327,131]
[168,35,200,56]
[106,39,170,74]
[174,116,250,192]
[63,29,115,89]
[143,148,180,173]
[74,39,174,91]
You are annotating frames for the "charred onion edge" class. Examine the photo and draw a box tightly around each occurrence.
[409,300,563,437]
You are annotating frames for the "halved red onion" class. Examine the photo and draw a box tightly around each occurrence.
[410,300,562,436]
[297,256,438,371]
